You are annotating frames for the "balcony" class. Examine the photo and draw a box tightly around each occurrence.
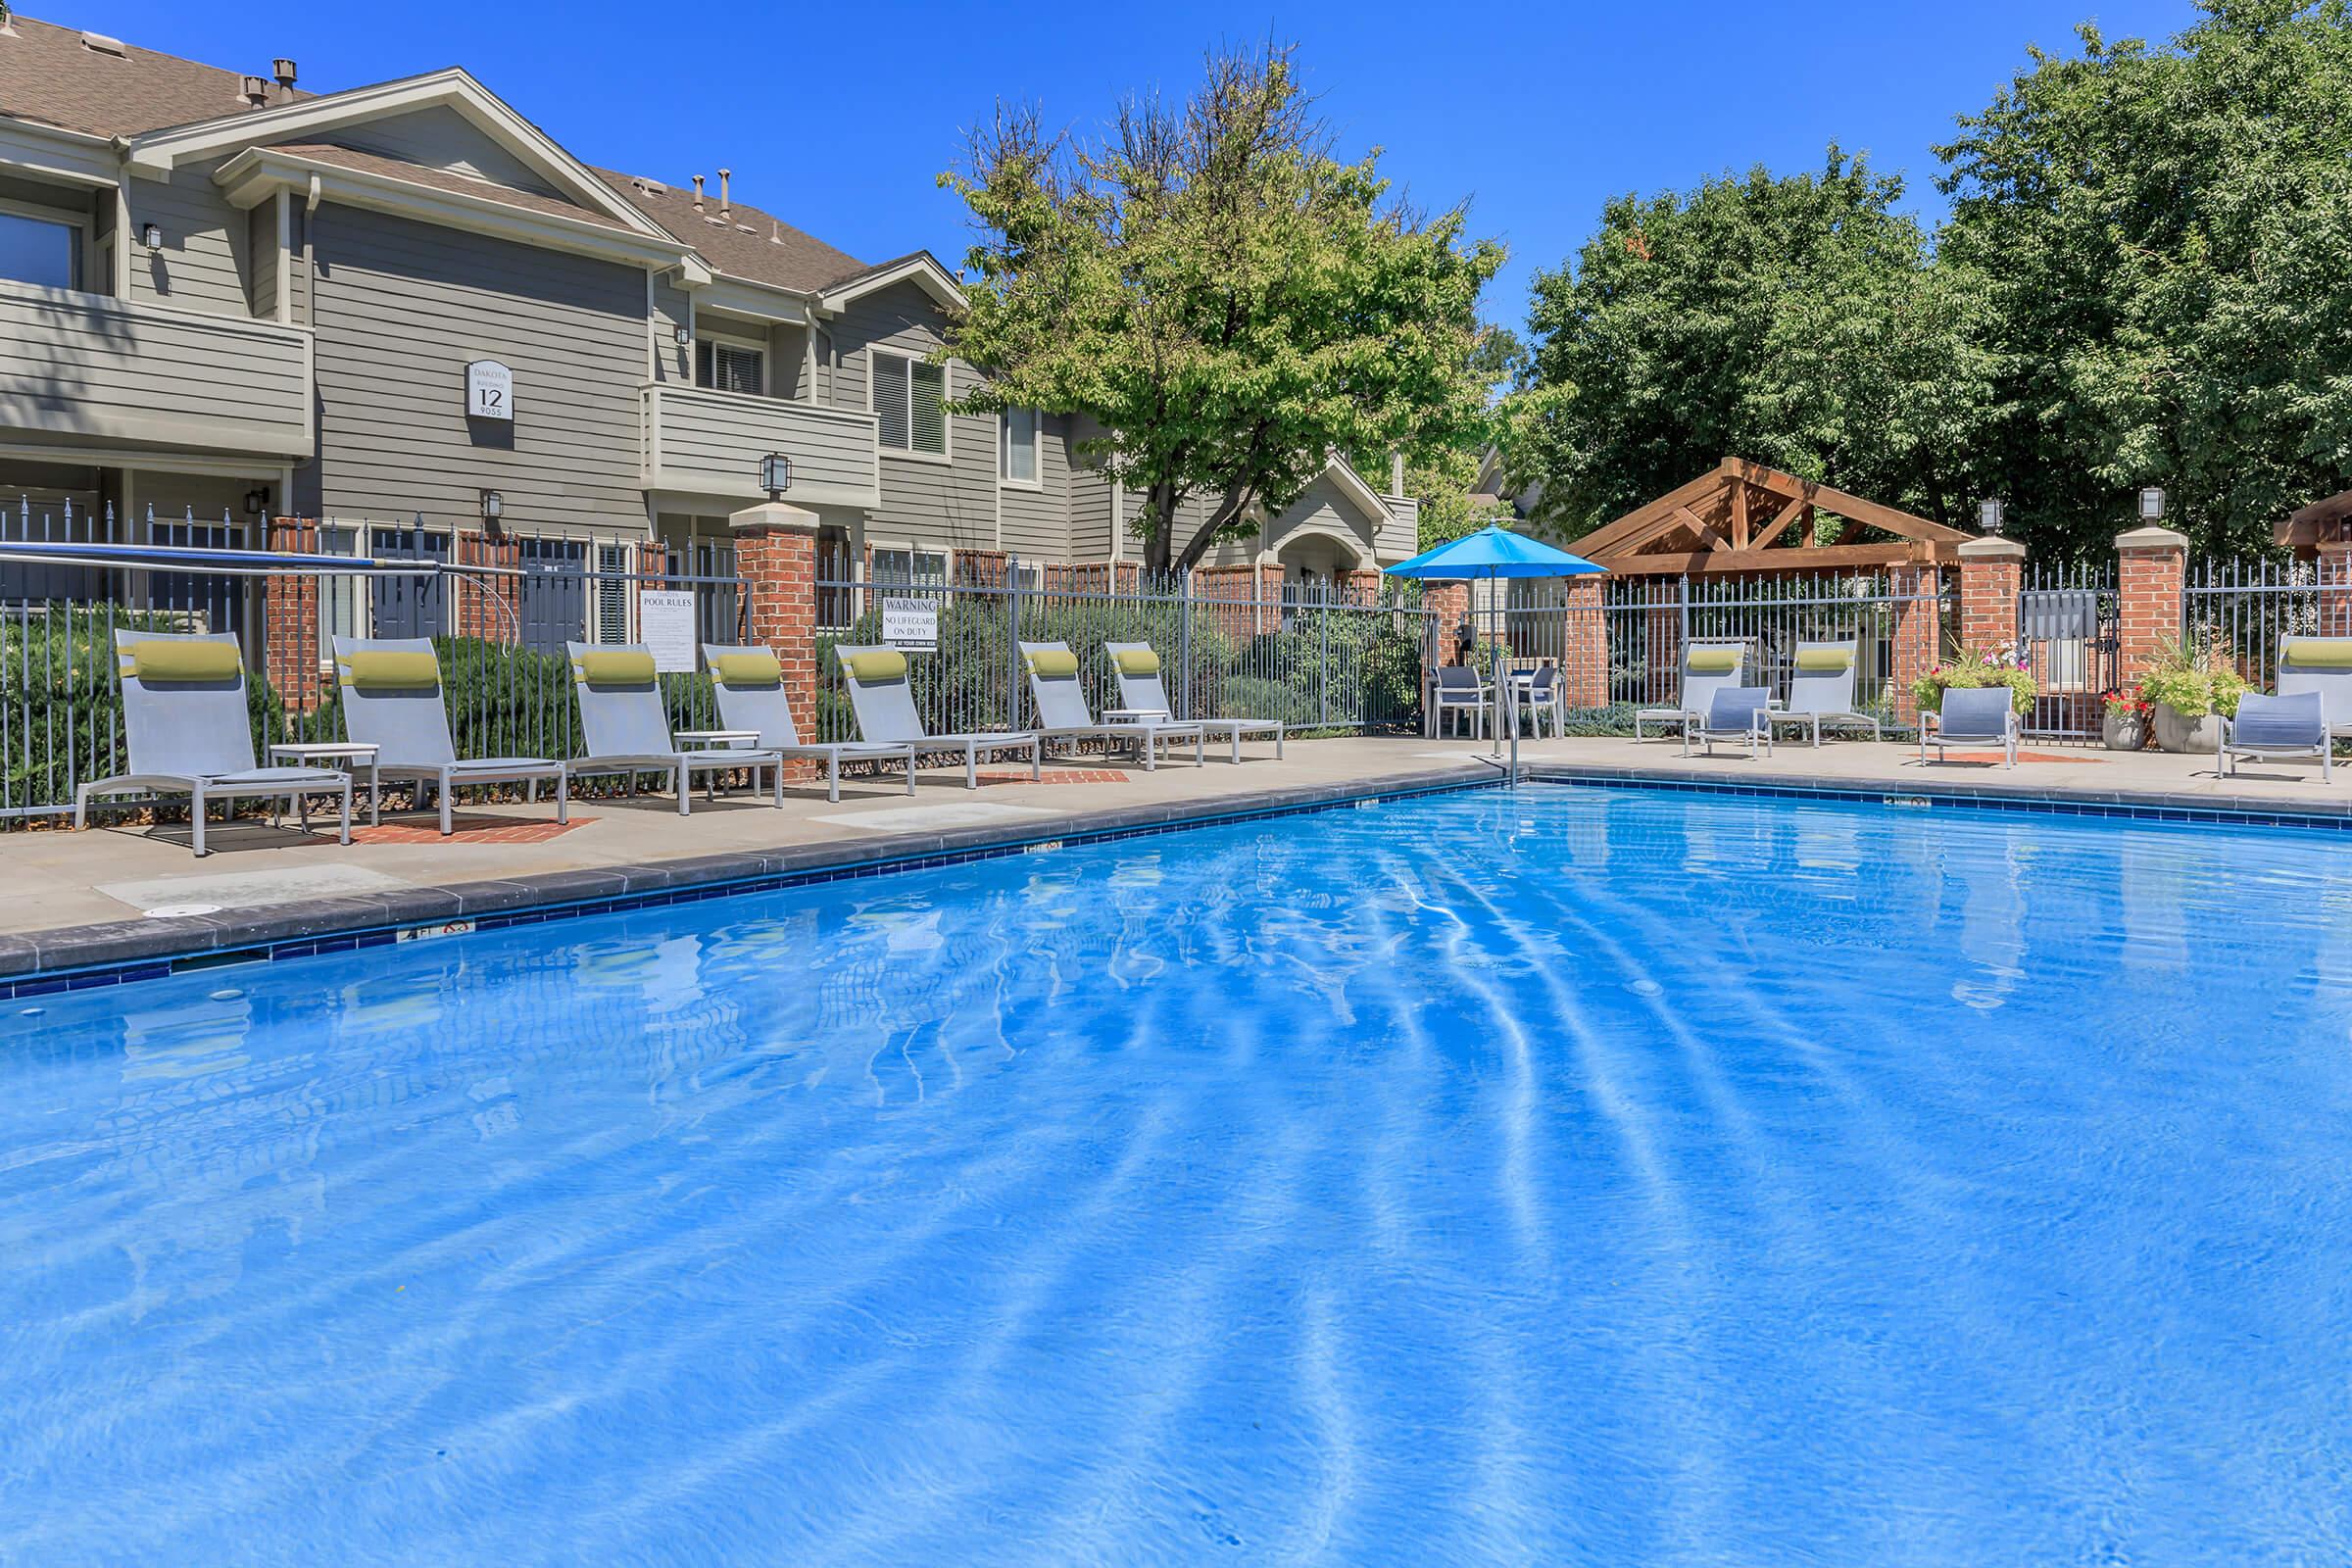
[0,279,312,463]
[642,384,881,511]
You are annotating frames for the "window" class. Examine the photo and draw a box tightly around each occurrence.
[0,210,79,290]
[1001,408,1040,485]
[873,351,947,456]
[871,548,948,587]
[695,338,764,396]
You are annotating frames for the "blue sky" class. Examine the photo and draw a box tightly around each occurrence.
[75,0,2198,331]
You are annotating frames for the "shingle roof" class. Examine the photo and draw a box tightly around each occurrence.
[593,169,867,295]
[0,14,304,137]
[270,143,642,232]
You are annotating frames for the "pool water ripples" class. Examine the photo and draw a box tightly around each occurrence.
[4,785,2352,1564]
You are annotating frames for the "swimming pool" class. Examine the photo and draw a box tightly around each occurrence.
[4,783,2350,1564]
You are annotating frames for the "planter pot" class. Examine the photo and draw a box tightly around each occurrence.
[2102,711,2146,751]
[2153,705,2222,755]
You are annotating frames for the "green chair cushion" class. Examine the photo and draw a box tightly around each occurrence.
[1795,647,1854,672]
[712,651,783,688]
[845,650,908,683]
[1026,648,1081,678]
[1111,648,1161,676]
[575,649,658,686]
[1686,647,1741,674]
[2283,638,2352,669]
[128,640,241,684]
[341,650,442,691]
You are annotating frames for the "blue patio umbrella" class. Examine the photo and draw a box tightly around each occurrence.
[1386,525,1605,751]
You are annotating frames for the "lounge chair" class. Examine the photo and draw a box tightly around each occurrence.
[1920,687,2019,768]
[2219,691,2331,782]
[1103,641,1283,761]
[703,643,916,803]
[75,629,352,857]
[1020,641,1204,768]
[332,637,568,835]
[1767,641,1883,747]
[834,645,1040,789]
[1682,686,1774,760]
[1637,640,1746,740]
[1433,663,1487,738]
[1515,664,1564,739]
[2278,637,2352,740]
[565,642,785,814]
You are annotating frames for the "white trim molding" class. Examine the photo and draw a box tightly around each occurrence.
[816,252,966,316]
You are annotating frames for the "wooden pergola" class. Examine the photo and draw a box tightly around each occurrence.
[1566,458,1973,575]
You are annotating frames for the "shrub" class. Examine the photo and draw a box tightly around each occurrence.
[1912,645,2036,715]
[2136,638,2246,719]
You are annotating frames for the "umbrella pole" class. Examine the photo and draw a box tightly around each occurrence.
[1491,573,1505,758]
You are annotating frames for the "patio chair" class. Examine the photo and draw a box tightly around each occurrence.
[565,642,785,814]
[1433,663,1488,739]
[2278,637,2352,739]
[2219,691,2331,782]
[333,637,568,835]
[1019,641,1204,769]
[834,644,1041,789]
[74,629,352,858]
[1637,640,1746,740]
[1104,641,1284,761]
[1514,664,1564,738]
[1920,687,2019,768]
[1768,641,1884,747]
[702,644,917,803]
[1682,686,1774,760]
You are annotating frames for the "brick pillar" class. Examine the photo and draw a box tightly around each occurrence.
[2318,533,2352,638]
[1888,563,1942,726]
[454,531,521,643]
[1956,536,2024,655]
[730,501,820,754]
[2116,525,2188,688]
[1561,575,1606,708]
[264,517,325,712]
[1424,581,1470,663]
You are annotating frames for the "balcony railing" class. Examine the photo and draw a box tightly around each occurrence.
[0,279,313,461]
[642,384,880,510]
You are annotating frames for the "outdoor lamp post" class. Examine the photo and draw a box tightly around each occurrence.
[2138,486,2167,523]
[1978,498,2005,534]
[759,452,792,502]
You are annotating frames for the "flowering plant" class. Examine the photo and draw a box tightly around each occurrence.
[1912,645,2037,715]
[2138,637,2247,718]
[2103,685,2153,718]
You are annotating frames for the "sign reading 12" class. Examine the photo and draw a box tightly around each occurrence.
[466,360,514,422]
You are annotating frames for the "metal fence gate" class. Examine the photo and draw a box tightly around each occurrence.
[2016,562,2117,742]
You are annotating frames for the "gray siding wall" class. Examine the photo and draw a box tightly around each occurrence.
[125,161,250,318]
[317,106,566,199]
[831,280,997,552]
[1263,473,1378,566]
[245,199,278,318]
[651,278,690,383]
[998,411,1071,560]
[298,204,646,532]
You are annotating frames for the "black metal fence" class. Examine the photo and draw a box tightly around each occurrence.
[2183,553,2352,691]
[2017,562,2118,741]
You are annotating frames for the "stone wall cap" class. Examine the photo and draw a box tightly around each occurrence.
[2115,524,2189,551]
[1956,537,2028,560]
[728,501,822,535]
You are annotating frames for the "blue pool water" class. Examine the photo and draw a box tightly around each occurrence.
[4,784,2352,1564]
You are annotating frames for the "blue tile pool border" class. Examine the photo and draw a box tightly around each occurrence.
[12,759,2352,1000]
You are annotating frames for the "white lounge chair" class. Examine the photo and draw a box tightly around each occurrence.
[1104,641,1284,761]
[1020,641,1203,768]
[1638,640,1746,740]
[1920,687,2019,768]
[1682,686,1774,760]
[1767,641,1883,747]
[834,645,1040,789]
[75,629,351,858]
[333,636,568,835]
[2278,637,2352,741]
[2220,691,2331,782]
[703,642,916,803]
[565,642,785,814]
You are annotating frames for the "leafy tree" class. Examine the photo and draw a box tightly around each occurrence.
[1504,149,1989,543]
[1936,0,2352,558]
[942,44,1504,573]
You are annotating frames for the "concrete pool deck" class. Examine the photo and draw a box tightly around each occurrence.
[1,731,2344,986]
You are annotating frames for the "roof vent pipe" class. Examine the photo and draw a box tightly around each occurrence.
[240,74,270,106]
[717,169,731,220]
[691,174,704,211]
[272,57,297,89]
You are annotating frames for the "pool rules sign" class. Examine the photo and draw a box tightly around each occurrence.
[466,360,514,421]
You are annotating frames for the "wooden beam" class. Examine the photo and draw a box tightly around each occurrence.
[1720,459,1975,545]
[1729,478,1749,550]
[1749,495,1807,551]
[1671,505,1734,553]
[1567,466,1740,557]
[1592,540,1949,575]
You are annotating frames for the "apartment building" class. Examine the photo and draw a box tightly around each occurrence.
[0,11,1418,615]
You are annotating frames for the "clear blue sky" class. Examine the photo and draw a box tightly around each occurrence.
[72,0,2199,331]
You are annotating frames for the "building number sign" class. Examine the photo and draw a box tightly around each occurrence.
[466,360,514,421]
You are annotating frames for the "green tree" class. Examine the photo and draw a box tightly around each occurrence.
[1503,149,1989,542]
[1936,0,2352,558]
[942,44,1504,574]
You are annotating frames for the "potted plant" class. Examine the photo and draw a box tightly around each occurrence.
[2138,638,2247,753]
[2101,686,2151,751]
[1912,644,2037,724]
